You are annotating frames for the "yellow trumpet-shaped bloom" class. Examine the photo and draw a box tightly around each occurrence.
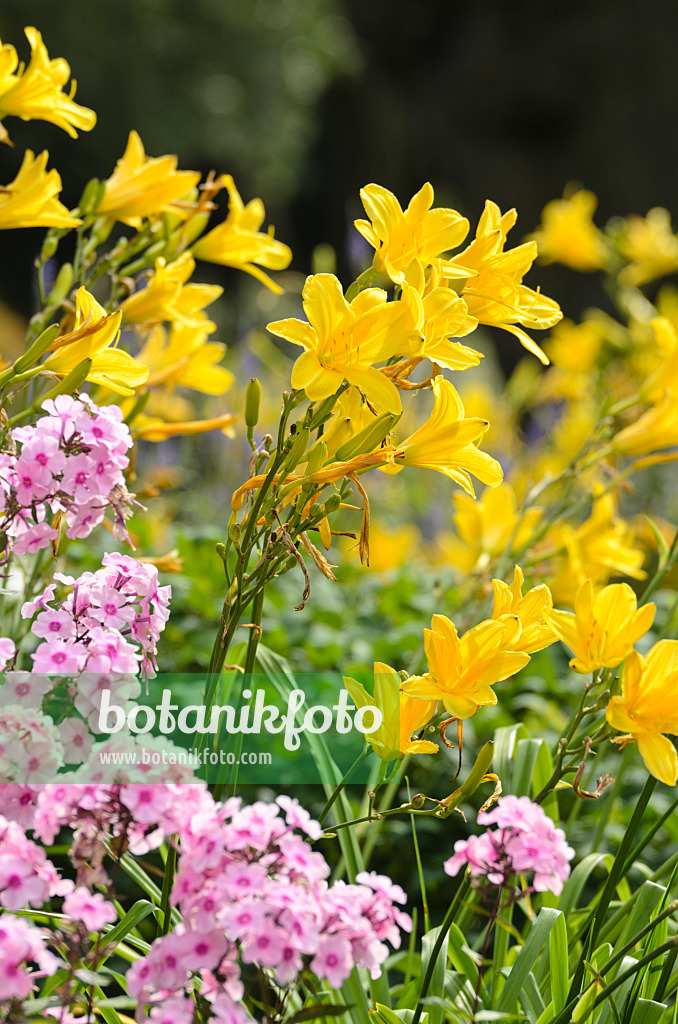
[436,483,542,574]
[402,614,530,720]
[0,27,96,144]
[121,253,223,332]
[97,131,200,228]
[192,174,292,294]
[612,392,678,457]
[452,200,562,364]
[606,641,678,786]
[401,260,481,371]
[386,376,503,495]
[544,493,647,606]
[491,566,556,655]
[268,273,420,414]
[0,149,80,230]
[531,190,609,272]
[544,579,656,674]
[354,181,470,284]
[44,287,148,396]
[343,662,438,762]
[135,322,234,395]
[618,208,678,289]
[132,411,237,442]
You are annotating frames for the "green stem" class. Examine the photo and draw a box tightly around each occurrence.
[226,588,265,798]
[411,876,470,1024]
[318,747,372,826]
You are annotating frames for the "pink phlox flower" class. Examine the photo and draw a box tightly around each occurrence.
[63,887,117,931]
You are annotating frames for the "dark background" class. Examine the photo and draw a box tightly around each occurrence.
[0,0,676,336]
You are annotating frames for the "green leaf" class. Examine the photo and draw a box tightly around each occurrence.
[497,908,561,1014]
[549,911,569,1013]
[494,723,529,793]
[628,998,666,1024]
[288,1004,351,1022]
[517,970,546,1023]
[421,925,450,1024]
[512,738,541,798]
[558,852,614,920]
[97,900,155,964]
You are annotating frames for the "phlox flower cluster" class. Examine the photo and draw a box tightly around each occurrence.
[22,552,171,680]
[0,914,59,1002]
[0,706,64,784]
[444,795,574,896]
[0,394,135,559]
[123,794,411,1019]
[0,813,71,910]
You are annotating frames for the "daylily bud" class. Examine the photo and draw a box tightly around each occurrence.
[244,378,261,429]
[572,983,600,1022]
[182,211,212,247]
[284,426,311,472]
[78,178,105,216]
[35,358,92,408]
[46,262,73,307]
[12,324,60,374]
[305,441,328,477]
[334,412,399,462]
[323,493,341,514]
[228,523,242,548]
[215,542,227,559]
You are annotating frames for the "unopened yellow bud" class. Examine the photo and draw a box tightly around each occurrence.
[228,523,242,548]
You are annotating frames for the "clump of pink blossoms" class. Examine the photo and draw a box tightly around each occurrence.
[0,393,137,559]
[22,552,171,680]
[126,794,412,1021]
[444,795,574,896]
[0,914,59,1001]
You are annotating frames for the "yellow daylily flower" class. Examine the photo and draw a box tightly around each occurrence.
[268,273,420,414]
[451,200,562,364]
[132,411,237,441]
[436,482,542,574]
[618,208,678,288]
[135,322,234,395]
[364,523,421,572]
[97,131,200,228]
[401,260,481,371]
[612,392,678,456]
[44,287,148,396]
[542,493,646,606]
[354,182,469,283]
[0,149,80,230]
[0,27,96,144]
[531,189,609,271]
[192,174,292,294]
[402,614,530,720]
[385,376,503,495]
[606,641,678,786]
[343,662,438,762]
[121,252,222,332]
[544,579,655,674]
[491,566,556,655]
